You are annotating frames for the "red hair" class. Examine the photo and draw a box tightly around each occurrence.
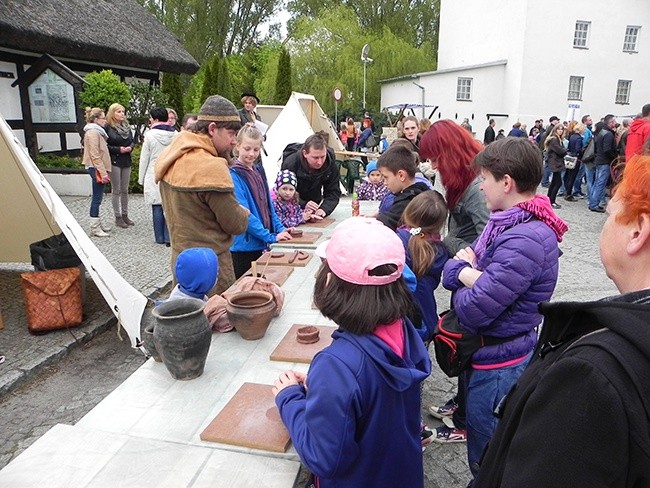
[613,154,650,225]
[419,120,483,209]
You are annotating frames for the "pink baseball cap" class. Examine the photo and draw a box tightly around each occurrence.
[321,218,405,285]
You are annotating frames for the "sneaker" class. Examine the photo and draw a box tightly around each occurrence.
[421,423,434,449]
[564,195,577,202]
[428,399,458,420]
[589,206,605,213]
[434,425,467,444]
[551,203,562,209]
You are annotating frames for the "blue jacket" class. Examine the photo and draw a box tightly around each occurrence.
[230,166,285,253]
[275,321,431,487]
[443,219,559,366]
[397,228,448,341]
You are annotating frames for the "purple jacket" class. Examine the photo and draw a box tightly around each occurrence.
[273,198,304,228]
[443,218,560,366]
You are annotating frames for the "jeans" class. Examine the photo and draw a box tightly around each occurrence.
[87,167,106,218]
[111,165,131,216]
[572,162,586,195]
[588,164,610,210]
[466,354,531,478]
[152,205,169,244]
[541,161,551,186]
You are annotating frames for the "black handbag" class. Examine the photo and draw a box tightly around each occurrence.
[29,233,81,271]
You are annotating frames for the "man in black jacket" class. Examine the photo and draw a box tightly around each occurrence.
[474,154,650,487]
[483,119,496,145]
[281,133,341,217]
[588,114,617,213]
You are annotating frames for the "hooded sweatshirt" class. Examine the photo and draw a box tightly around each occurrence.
[275,319,431,488]
[625,118,650,160]
[139,126,177,205]
[475,291,650,487]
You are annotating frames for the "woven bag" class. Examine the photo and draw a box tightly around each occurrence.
[20,267,83,334]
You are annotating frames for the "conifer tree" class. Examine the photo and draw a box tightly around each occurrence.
[161,73,184,119]
[274,47,292,105]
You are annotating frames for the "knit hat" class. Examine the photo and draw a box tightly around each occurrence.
[321,218,404,285]
[365,161,380,175]
[275,169,297,190]
[175,248,218,298]
[197,95,240,123]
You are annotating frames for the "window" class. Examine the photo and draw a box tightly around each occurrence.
[623,26,640,52]
[568,76,584,100]
[616,80,631,104]
[574,21,591,48]
[456,77,472,101]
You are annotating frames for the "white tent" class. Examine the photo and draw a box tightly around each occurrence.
[0,113,146,348]
[261,92,345,189]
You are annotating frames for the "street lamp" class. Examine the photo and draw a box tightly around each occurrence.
[361,44,373,110]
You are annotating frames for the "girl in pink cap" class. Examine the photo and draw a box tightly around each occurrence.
[273,218,431,488]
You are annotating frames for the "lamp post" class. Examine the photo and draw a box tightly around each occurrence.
[361,44,373,110]
[412,81,425,119]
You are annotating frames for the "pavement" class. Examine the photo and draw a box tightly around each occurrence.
[0,194,173,397]
[0,188,620,487]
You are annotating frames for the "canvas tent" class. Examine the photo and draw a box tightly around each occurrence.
[0,113,146,348]
[261,92,345,189]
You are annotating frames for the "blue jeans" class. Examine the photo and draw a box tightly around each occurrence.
[87,167,106,218]
[541,161,551,186]
[152,204,169,244]
[572,162,586,196]
[588,164,610,209]
[466,354,531,478]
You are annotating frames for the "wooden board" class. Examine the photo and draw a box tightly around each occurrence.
[280,231,322,245]
[302,217,335,228]
[255,251,313,267]
[270,324,337,364]
[236,266,294,287]
[200,382,291,453]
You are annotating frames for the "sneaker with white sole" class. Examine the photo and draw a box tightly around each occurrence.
[434,425,467,444]
[428,398,458,420]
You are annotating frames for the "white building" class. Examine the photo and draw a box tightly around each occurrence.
[380,0,649,136]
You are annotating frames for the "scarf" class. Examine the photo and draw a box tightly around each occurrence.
[83,123,108,140]
[474,194,568,260]
[231,161,272,230]
[113,121,132,139]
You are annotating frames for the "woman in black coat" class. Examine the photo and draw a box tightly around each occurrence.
[544,124,567,208]
[105,103,135,228]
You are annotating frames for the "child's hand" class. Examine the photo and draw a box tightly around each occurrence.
[454,247,477,267]
[276,230,292,241]
[272,370,306,397]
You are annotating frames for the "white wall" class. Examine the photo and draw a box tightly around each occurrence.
[0,62,23,120]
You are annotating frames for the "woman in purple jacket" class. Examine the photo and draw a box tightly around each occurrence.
[443,138,568,480]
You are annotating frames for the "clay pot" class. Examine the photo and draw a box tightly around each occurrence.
[143,323,162,362]
[152,298,212,380]
[225,290,275,340]
[297,326,320,344]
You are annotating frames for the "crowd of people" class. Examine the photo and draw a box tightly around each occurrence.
[81,92,650,487]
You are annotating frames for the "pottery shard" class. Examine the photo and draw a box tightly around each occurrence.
[296,325,320,344]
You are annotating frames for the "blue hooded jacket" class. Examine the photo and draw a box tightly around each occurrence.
[275,320,431,487]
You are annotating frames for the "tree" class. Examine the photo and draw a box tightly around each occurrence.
[274,47,292,105]
[127,81,169,143]
[161,73,185,118]
[80,70,131,112]
[286,6,436,115]
[137,0,280,63]
[200,57,220,102]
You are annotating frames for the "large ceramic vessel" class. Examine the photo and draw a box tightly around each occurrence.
[225,290,275,340]
[152,298,211,380]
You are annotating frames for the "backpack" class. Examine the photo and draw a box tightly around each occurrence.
[582,136,595,163]
[432,310,528,377]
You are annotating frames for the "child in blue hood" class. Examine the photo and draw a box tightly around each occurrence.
[168,247,218,301]
[273,218,431,488]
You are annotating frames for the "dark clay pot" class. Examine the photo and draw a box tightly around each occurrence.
[225,290,275,340]
[143,323,162,362]
[152,298,211,380]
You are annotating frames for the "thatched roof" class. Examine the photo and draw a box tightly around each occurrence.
[0,0,199,75]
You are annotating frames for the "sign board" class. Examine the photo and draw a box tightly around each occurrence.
[333,87,342,102]
[28,69,76,124]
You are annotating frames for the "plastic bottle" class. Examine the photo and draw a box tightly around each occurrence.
[351,192,360,217]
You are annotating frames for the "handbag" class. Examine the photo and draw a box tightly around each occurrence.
[432,309,527,377]
[365,134,377,148]
[29,233,81,271]
[21,267,83,334]
[563,155,578,169]
[582,137,595,163]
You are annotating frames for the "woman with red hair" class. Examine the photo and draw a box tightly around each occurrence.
[419,119,489,444]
